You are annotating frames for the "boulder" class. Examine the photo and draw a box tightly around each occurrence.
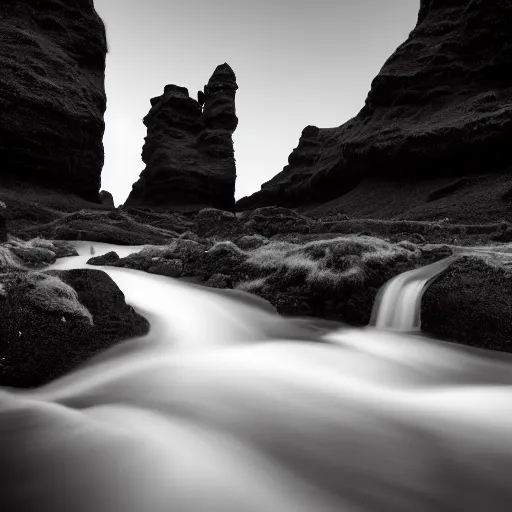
[422,256,512,352]
[0,238,78,272]
[114,239,205,276]
[147,258,183,278]
[195,208,238,238]
[47,239,79,258]
[236,234,268,250]
[0,269,149,388]
[9,245,56,267]
[204,273,232,289]
[87,251,120,266]
[203,242,247,278]
[99,190,115,207]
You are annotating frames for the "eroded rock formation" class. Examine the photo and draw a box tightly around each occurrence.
[125,63,238,211]
[238,0,512,222]
[0,0,107,201]
[99,190,115,207]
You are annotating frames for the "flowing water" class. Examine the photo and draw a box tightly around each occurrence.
[1,242,512,512]
[370,257,455,331]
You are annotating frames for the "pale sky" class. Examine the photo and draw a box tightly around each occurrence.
[94,0,419,206]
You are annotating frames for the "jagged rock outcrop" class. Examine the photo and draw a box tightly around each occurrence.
[0,0,107,201]
[125,63,238,211]
[238,0,512,222]
[99,190,115,207]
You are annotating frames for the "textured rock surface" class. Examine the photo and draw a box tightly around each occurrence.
[19,209,181,245]
[195,208,238,238]
[238,0,512,222]
[112,240,207,278]
[0,0,107,201]
[99,190,115,207]
[125,63,238,211]
[422,256,512,352]
[0,269,149,388]
[87,250,120,266]
[240,207,321,237]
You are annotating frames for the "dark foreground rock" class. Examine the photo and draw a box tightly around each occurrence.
[87,251,120,266]
[238,0,512,223]
[124,63,238,212]
[422,256,512,353]
[0,0,107,201]
[0,269,149,388]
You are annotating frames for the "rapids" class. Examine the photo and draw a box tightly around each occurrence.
[1,242,512,512]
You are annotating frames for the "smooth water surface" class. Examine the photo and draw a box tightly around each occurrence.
[1,242,511,512]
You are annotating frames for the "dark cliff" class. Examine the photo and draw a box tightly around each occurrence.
[124,63,238,212]
[0,0,107,202]
[238,0,512,222]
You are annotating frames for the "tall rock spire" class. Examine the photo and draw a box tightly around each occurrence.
[124,64,238,212]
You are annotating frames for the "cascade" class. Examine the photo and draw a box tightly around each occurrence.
[371,257,454,331]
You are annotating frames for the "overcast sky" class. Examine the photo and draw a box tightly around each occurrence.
[94,0,419,206]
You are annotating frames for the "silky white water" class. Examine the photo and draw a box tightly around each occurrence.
[371,257,455,331]
[1,242,512,512]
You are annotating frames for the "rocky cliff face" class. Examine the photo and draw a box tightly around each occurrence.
[0,0,107,201]
[238,0,512,222]
[124,63,238,212]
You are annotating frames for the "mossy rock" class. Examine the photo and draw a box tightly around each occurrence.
[422,256,512,352]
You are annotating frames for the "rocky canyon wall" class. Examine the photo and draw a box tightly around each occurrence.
[238,0,512,222]
[0,0,107,202]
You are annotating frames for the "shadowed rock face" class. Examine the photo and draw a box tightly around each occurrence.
[0,268,149,387]
[0,202,6,242]
[237,0,512,215]
[125,63,238,212]
[0,0,107,201]
[99,190,115,207]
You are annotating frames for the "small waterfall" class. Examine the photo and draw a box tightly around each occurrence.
[371,257,454,332]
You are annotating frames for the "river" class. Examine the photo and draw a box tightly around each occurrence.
[1,241,512,511]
